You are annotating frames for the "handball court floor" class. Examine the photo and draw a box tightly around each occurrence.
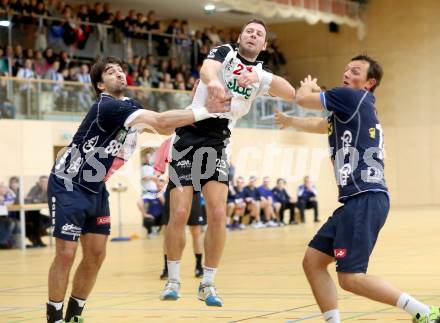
[1,207,439,323]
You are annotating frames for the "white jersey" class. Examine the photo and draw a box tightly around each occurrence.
[176,44,273,145]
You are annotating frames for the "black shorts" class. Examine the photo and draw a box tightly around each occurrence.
[162,190,206,226]
[168,143,229,191]
[308,191,389,273]
[47,174,111,241]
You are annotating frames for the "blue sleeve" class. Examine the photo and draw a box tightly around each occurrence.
[320,87,366,120]
[98,99,141,132]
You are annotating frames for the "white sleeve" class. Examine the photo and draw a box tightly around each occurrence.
[257,70,273,96]
[124,109,144,128]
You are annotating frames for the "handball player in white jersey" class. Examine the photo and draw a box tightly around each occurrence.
[161,19,295,306]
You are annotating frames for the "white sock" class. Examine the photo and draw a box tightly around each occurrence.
[396,293,430,317]
[167,260,181,282]
[323,309,341,323]
[201,266,217,285]
[48,300,63,311]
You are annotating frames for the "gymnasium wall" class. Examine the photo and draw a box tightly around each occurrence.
[269,0,440,207]
[0,119,339,229]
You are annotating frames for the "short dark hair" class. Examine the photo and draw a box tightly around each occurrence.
[240,18,268,40]
[351,54,383,92]
[90,56,127,95]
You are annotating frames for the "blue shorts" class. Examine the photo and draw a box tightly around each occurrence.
[48,175,111,241]
[308,191,389,273]
[143,197,163,219]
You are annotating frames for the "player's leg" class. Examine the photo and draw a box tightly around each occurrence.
[303,205,344,323]
[47,238,79,323]
[160,224,168,280]
[189,225,204,277]
[198,180,228,306]
[297,198,306,222]
[335,193,439,322]
[65,233,108,322]
[161,186,193,300]
[303,247,338,316]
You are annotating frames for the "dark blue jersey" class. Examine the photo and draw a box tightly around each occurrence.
[51,93,143,193]
[320,87,388,202]
[243,186,260,201]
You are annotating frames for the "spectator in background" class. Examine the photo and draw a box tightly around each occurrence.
[24,175,49,247]
[272,178,298,225]
[77,63,93,110]
[0,182,17,249]
[33,50,47,77]
[297,176,319,223]
[137,178,164,239]
[258,176,279,227]
[16,58,35,114]
[141,150,158,195]
[243,176,264,227]
[226,179,245,230]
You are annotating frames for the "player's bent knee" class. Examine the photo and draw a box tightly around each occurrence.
[337,273,362,292]
[83,248,106,267]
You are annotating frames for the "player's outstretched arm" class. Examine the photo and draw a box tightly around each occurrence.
[275,110,327,134]
[128,95,231,135]
[268,75,296,101]
[296,75,323,110]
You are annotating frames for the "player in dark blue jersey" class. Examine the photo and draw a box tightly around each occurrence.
[46,56,230,323]
[275,55,440,323]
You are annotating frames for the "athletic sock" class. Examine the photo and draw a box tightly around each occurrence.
[167,260,181,282]
[195,253,202,269]
[163,254,168,271]
[323,309,341,323]
[65,296,86,321]
[201,266,217,285]
[397,293,430,317]
[47,300,63,323]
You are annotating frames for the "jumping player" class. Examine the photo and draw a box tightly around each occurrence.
[46,56,229,323]
[160,18,295,307]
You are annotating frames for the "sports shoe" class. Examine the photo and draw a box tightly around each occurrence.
[198,283,224,307]
[160,280,180,300]
[413,306,440,323]
[195,267,203,278]
[66,316,84,323]
[160,269,168,280]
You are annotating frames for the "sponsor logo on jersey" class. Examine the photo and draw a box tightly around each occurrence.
[83,135,99,153]
[176,159,192,168]
[61,223,82,239]
[334,248,347,259]
[227,78,253,99]
[328,123,333,136]
[369,127,376,139]
[339,164,352,187]
[207,48,218,59]
[341,130,352,155]
[96,216,110,225]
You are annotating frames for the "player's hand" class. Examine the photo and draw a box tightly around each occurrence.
[205,94,231,113]
[208,79,226,99]
[144,214,154,220]
[237,70,259,88]
[274,109,291,129]
[300,75,321,92]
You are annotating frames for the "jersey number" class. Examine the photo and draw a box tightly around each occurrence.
[105,140,122,156]
[233,64,252,75]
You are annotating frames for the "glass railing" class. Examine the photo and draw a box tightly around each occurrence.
[0,76,326,127]
[0,10,197,66]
